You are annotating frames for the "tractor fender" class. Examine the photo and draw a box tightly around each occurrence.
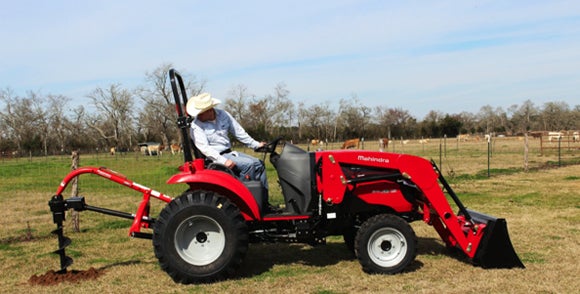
[166,169,261,221]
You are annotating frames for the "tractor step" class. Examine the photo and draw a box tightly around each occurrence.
[131,232,153,239]
[262,212,311,221]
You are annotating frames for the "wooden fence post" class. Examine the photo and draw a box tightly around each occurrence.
[70,150,80,233]
[523,133,529,172]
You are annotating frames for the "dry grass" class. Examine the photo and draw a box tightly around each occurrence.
[0,138,579,293]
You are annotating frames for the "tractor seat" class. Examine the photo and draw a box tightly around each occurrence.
[206,162,236,177]
[190,140,238,177]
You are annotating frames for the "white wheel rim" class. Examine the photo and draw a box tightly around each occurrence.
[174,215,226,266]
[367,227,407,267]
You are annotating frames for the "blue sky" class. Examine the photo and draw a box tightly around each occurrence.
[1,0,579,118]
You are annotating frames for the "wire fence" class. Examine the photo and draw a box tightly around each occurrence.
[1,136,579,197]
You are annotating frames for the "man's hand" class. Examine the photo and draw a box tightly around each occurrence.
[224,159,236,169]
[254,141,269,153]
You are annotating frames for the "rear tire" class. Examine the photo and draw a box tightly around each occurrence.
[355,214,417,274]
[153,190,248,284]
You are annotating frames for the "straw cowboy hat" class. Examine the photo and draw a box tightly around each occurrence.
[186,93,221,117]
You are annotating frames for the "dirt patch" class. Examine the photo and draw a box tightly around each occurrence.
[28,268,104,286]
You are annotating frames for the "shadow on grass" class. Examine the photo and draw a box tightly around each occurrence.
[416,236,473,265]
[234,236,470,278]
[39,237,470,283]
[238,241,354,278]
[97,260,145,271]
[47,237,472,282]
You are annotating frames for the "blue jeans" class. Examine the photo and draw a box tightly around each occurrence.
[223,151,268,192]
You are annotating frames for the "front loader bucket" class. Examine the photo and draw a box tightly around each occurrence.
[465,209,525,269]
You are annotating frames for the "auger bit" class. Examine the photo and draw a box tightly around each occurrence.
[48,194,73,274]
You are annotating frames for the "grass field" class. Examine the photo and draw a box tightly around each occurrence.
[0,138,579,293]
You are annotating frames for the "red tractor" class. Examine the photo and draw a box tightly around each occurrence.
[48,69,523,284]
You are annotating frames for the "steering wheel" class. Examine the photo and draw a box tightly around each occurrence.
[255,137,282,154]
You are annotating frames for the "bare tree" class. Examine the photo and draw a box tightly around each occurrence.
[495,107,512,135]
[336,97,372,140]
[265,83,294,138]
[509,100,538,134]
[540,101,570,131]
[47,94,71,154]
[0,89,45,155]
[303,102,334,141]
[419,110,445,138]
[572,105,580,130]
[246,97,270,139]
[87,84,135,149]
[136,63,206,147]
[226,82,295,140]
[225,84,253,123]
[477,105,499,134]
[509,100,538,172]
[457,111,477,134]
[376,106,416,138]
[64,105,91,150]
[295,101,308,141]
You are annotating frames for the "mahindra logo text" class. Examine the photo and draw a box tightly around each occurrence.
[357,155,389,163]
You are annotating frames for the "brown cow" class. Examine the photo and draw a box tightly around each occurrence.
[341,138,360,149]
[146,143,164,156]
[378,138,389,151]
[170,143,182,155]
[457,134,470,142]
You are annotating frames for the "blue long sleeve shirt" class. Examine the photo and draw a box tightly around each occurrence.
[190,108,260,164]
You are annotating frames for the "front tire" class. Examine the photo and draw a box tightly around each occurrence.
[153,190,248,284]
[355,214,417,274]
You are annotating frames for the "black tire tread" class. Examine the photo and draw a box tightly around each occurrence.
[152,190,248,284]
[354,214,417,274]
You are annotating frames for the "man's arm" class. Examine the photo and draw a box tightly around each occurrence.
[190,126,228,164]
[225,112,261,149]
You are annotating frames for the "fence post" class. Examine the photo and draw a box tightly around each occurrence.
[444,134,447,157]
[558,136,561,167]
[487,135,491,177]
[524,133,529,172]
[439,137,443,169]
[70,150,80,233]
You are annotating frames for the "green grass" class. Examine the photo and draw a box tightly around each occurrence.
[520,252,546,264]
[0,139,579,293]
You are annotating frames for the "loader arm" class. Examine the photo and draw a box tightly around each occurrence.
[317,150,524,268]
[397,155,523,268]
[392,155,484,256]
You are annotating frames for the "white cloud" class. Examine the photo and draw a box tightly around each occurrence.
[1,0,579,117]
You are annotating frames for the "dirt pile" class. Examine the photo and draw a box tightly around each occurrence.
[28,268,104,286]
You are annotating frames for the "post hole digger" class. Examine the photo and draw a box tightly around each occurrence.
[48,69,524,284]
